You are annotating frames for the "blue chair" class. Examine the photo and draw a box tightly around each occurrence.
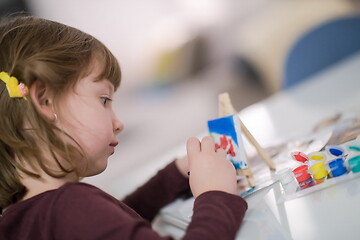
[283,14,360,89]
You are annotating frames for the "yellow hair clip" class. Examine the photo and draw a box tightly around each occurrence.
[0,71,28,98]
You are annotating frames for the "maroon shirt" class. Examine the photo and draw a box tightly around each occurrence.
[0,162,247,240]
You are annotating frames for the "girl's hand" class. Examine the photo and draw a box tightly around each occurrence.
[186,136,237,198]
[174,155,189,178]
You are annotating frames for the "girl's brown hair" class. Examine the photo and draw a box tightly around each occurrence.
[0,15,121,209]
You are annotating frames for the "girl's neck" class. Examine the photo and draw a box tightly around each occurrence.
[21,171,78,201]
[2,171,78,214]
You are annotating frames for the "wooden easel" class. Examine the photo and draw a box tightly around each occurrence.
[218,92,276,187]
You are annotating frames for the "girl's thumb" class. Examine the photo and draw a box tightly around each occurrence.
[186,137,200,166]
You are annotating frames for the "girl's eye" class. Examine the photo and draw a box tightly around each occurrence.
[101,97,112,105]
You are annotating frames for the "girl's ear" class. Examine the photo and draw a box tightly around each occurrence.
[29,80,56,121]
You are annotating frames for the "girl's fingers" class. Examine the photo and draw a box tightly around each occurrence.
[200,136,216,152]
[186,137,201,156]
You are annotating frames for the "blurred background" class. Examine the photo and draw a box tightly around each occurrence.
[1,0,360,198]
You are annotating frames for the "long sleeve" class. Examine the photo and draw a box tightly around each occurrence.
[123,161,190,222]
[0,182,247,240]
[183,191,248,240]
[53,184,247,240]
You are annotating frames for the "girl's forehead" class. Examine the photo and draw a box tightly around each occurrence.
[87,54,121,91]
[80,61,115,91]
[78,74,115,93]
[96,79,115,92]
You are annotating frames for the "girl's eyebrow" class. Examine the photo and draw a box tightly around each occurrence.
[108,82,115,94]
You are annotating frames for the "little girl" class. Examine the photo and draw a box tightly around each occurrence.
[0,15,247,240]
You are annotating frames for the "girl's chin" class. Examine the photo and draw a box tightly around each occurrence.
[83,161,108,177]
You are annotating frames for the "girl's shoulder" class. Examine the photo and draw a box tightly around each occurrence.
[57,182,112,199]
[52,182,126,211]
[3,182,121,218]
[1,183,142,239]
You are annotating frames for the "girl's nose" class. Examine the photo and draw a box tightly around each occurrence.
[113,115,124,135]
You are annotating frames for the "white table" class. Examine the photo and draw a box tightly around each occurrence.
[154,52,360,240]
